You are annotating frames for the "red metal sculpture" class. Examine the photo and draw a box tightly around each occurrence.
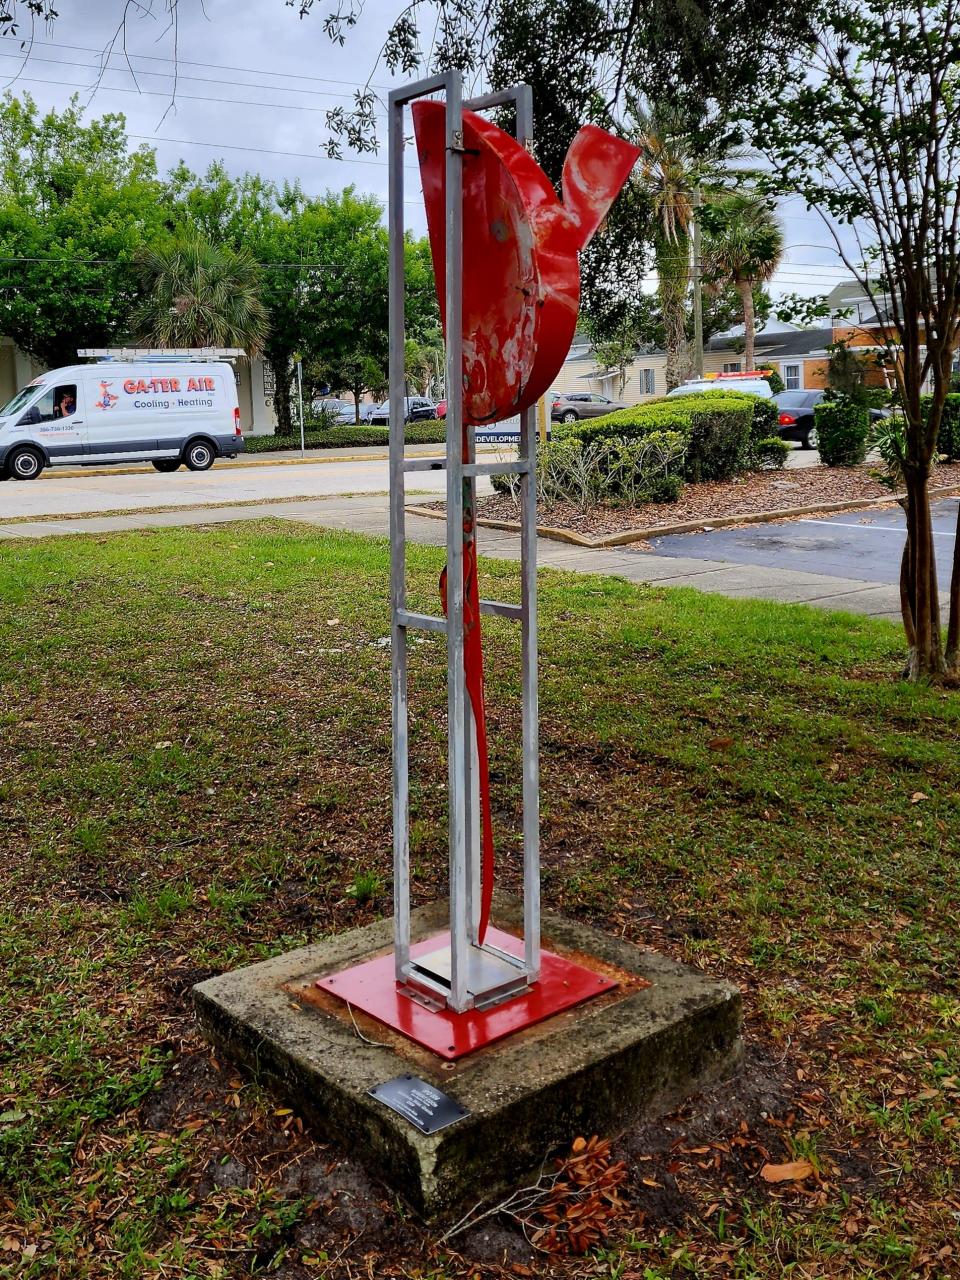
[416,106,640,944]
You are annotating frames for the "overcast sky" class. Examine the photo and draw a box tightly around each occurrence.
[0,0,852,303]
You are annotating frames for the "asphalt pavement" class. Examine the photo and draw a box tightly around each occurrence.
[0,455,469,519]
[648,498,958,593]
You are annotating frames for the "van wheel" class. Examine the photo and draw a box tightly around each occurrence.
[152,459,181,473]
[184,440,216,471]
[7,446,44,480]
[560,410,578,423]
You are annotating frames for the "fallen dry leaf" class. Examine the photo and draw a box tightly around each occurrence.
[760,1159,814,1183]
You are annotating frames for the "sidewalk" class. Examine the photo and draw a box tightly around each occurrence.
[0,492,904,622]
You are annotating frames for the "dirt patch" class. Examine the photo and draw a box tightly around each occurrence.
[434,462,960,539]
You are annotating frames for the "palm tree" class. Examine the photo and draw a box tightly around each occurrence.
[701,194,784,370]
[134,234,269,356]
[635,108,696,390]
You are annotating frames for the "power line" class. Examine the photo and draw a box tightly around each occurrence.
[23,35,392,94]
[10,72,389,119]
[125,131,419,173]
[0,49,378,102]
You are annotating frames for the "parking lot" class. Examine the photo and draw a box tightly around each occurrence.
[649,497,958,593]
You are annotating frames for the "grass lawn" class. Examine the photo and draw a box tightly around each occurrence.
[2,521,959,1279]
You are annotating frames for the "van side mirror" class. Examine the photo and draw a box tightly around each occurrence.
[18,407,40,426]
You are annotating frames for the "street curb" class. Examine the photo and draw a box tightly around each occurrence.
[406,484,960,550]
[40,444,492,482]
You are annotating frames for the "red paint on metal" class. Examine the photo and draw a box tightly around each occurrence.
[317,928,619,1060]
[412,102,640,426]
[439,508,495,944]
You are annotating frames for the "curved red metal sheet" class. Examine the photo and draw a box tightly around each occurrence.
[412,102,640,425]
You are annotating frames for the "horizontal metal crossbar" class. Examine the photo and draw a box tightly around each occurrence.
[403,457,447,472]
[479,599,522,620]
[466,460,529,477]
[388,72,450,107]
[396,609,448,633]
[464,87,526,111]
[402,458,530,477]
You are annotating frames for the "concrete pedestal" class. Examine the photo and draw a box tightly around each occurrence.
[193,896,742,1218]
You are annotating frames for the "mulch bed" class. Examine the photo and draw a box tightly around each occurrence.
[447,462,960,539]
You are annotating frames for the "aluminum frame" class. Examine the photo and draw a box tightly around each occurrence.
[388,71,540,1014]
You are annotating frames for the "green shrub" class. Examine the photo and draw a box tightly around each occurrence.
[750,436,791,469]
[864,386,892,411]
[748,396,778,439]
[561,390,763,482]
[759,367,785,395]
[494,430,686,508]
[868,413,906,487]
[685,407,753,482]
[244,420,446,452]
[814,397,870,466]
[920,393,960,461]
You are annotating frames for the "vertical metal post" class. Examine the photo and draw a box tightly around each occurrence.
[443,70,470,1012]
[692,186,704,380]
[515,84,541,979]
[388,86,411,982]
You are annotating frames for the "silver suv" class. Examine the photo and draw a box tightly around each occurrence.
[551,392,627,422]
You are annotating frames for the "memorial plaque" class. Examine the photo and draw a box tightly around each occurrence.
[369,1074,469,1135]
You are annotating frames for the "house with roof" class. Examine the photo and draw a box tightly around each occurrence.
[822,280,960,391]
[552,320,837,403]
[552,273,960,404]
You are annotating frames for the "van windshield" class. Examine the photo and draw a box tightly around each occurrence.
[0,385,39,417]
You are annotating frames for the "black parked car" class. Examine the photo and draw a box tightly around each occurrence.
[369,396,436,425]
[776,390,884,451]
[775,390,825,450]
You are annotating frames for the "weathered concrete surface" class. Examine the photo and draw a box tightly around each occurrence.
[193,895,741,1218]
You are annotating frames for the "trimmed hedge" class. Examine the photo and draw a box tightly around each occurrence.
[555,390,768,483]
[244,420,446,452]
[814,398,870,466]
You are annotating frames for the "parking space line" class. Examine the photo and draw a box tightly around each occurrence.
[797,518,955,538]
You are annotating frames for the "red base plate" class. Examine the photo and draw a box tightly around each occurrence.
[317,927,618,1060]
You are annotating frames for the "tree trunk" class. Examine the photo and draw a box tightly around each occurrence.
[663,297,689,390]
[656,235,690,391]
[945,495,960,676]
[901,465,945,680]
[739,280,755,370]
[269,356,293,437]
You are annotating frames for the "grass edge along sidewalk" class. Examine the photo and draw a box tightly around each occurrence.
[1,519,958,1278]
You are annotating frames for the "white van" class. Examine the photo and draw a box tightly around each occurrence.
[667,374,773,400]
[0,359,244,480]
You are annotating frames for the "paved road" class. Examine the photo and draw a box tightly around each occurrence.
[649,498,958,593]
[0,456,472,519]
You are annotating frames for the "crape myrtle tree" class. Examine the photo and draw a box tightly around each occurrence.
[753,0,960,680]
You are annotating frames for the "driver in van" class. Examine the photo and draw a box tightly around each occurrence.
[54,388,76,418]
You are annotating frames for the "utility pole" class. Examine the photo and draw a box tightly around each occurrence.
[692,186,704,378]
